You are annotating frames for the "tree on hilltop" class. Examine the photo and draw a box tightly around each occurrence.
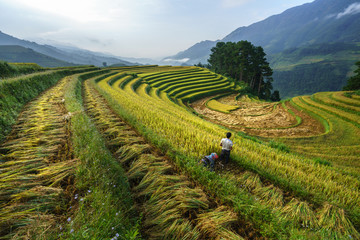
[208,41,277,100]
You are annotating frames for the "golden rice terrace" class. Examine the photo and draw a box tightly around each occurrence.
[0,65,359,239]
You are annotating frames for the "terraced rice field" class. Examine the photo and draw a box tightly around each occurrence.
[0,75,76,237]
[83,77,248,239]
[193,91,360,178]
[1,65,359,239]
[287,93,360,178]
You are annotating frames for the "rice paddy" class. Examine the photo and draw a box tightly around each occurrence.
[83,76,248,239]
[0,75,77,238]
[1,65,359,239]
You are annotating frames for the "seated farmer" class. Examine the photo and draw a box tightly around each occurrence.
[200,153,218,171]
[220,132,233,164]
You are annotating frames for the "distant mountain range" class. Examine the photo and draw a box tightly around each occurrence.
[166,0,360,64]
[0,45,75,68]
[1,0,360,97]
[165,0,360,98]
[0,31,136,67]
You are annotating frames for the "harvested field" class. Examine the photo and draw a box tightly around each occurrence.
[191,94,324,138]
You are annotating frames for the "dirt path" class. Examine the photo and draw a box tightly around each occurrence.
[191,94,324,138]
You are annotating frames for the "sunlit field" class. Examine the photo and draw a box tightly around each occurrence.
[1,65,359,239]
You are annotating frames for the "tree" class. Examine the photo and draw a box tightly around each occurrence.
[270,90,281,101]
[194,62,209,68]
[343,61,360,90]
[208,41,274,99]
[0,61,12,79]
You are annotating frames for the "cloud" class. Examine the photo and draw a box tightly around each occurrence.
[221,0,250,8]
[5,0,163,24]
[336,2,360,19]
[163,58,190,63]
[0,0,318,58]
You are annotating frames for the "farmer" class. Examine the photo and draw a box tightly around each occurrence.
[200,153,218,171]
[220,132,233,164]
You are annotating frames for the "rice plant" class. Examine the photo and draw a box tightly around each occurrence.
[282,199,319,229]
[318,203,360,240]
[0,76,77,238]
[91,66,360,238]
[83,76,247,239]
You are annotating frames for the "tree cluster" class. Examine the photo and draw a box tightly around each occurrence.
[207,41,279,101]
[343,61,360,91]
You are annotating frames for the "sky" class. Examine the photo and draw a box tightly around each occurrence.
[0,0,314,59]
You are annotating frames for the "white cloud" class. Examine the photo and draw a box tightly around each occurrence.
[7,0,163,24]
[0,0,319,58]
[163,58,190,63]
[337,2,360,19]
[221,0,250,8]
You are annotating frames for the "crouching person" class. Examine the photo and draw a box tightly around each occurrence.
[200,153,218,172]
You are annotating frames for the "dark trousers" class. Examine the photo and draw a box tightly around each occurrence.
[201,157,215,171]
[220,149,230,164]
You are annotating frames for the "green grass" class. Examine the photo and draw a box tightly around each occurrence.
[141,67,235,102]
[286,96,360,180]
[94,67,360,238]
[169,77,229,97]
[94,69,331,239]
[0,61,44,78]
[141,67,202,83]
[56,72,141,239]
[0,67,98,143]
[83,74,245,239]
[146,71,212,87]
[0,74,82,239]
[2,65,359,239]
[206,99,239,113]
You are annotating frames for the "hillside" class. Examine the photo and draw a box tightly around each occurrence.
[0,45,75,68]
[0,31,135,67]
[222,0,360,53]
[1,65,360,239]
[270,42,360,98]
[167,0,360,64]
[163,40,218,65]
[165,0,360,98]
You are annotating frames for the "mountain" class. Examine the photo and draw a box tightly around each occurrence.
[0,31,135,67]
[163,40,218,65]
[167,0,360,64]
[0,45,74,67]
[223,0,360,53]
[165,0,360,97]
[118,56,162,66]
[270,42,360,98]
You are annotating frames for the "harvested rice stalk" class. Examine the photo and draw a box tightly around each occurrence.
[281,198,318,229]
[254,184,284,208]
[0,76,77,238]
[318,203,360,239]
[196,206,244,240]
[83,77,247,239]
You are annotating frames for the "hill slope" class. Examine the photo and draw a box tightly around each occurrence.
[0,31,135,67]
[168,0,360,64]
[223,0,360,53]
[270,42,360,98]
[165,0,360,97]
[0,45,75,68]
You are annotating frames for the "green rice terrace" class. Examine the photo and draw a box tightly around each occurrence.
[0,64,359,239]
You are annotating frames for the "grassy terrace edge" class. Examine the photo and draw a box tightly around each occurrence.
[0,67,98,143]
[95,68,360,239]
[57,71,141,239]
[93,71,357,239]
[91,76,297,239]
